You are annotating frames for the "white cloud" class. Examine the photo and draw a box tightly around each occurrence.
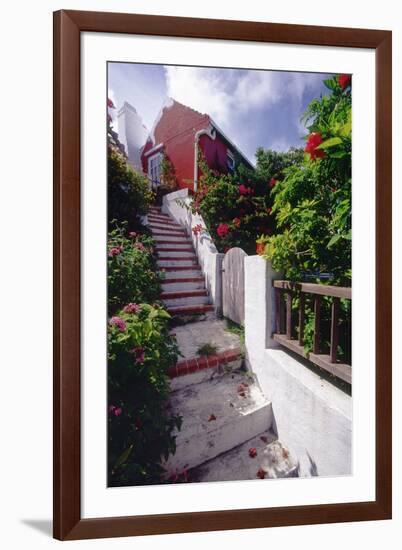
[165,66,325,130]
[164,66,285,130]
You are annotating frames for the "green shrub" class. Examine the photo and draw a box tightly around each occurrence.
[108,304,181,486]
[108,223,160,315]
[108,147,154,230]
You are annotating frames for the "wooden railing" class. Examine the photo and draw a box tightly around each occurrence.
[272,280,352,385]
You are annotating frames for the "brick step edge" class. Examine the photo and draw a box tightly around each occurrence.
[167,304,214,315]
[157,255,197,261]
[168,348,242,378]
[159,266,201,272]
[148,221,182,229]
[161,289,208,299]
[151,231,187,237]
[156,247,194,253]
[161,277,205,284]
[155,239,192,245]
[148,216,180,225]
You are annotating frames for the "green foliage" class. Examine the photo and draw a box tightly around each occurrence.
[196,343,218,356]
[107,223,160,315]
[108,147,154,230]
[263,75,352,285]
[108,304,181,486]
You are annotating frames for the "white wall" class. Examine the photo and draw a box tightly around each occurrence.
[244,256,352,477]
[1,1,401,549]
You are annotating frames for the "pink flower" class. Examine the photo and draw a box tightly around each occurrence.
[109,405,122,417]
[233,217,241,228]
[108,246,122,258]
[107,97,115,109]
[123,303,141,314]
[267,208,272,215]
[130,346,145,364]
[129,231,137,238]
[217,223,230,238]
[134,242,146,252]
[109,316,126,332]
[109,405,116,415]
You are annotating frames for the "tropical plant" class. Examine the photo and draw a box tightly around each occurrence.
[263,74,352,285]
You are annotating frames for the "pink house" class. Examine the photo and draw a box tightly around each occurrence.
[140,99,253,192]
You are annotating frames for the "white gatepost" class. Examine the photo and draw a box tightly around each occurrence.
[244,255,281,363]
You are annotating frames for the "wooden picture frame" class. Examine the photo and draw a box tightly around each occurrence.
[53,9,392,540]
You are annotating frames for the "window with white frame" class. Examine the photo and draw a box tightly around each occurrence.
[227,150,235,172]
[148,153,163,186]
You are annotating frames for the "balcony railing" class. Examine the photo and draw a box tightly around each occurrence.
[272,280,352,385]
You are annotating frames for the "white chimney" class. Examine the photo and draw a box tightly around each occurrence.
[117,102,148,172]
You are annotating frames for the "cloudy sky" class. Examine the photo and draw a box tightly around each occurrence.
[108,62,332,163]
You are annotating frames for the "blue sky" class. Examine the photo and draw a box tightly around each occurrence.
[108,62,332,163]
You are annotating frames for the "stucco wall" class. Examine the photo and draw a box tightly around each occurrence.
[162,189,224,313]
[244,255,352,477]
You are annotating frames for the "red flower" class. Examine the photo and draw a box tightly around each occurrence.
[107,97,115,108]
[305,132,326,161]
[239,184,253,196]
[338,74,351,90]
[233,217,241,228]
[217,223,230,237]
[248,448,257,458]
[269,178,277,188]
[257,468,266,479]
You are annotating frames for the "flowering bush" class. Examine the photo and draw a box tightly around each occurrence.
[191,149,303,254]
[108,303,181,486]
[108,223,160,314]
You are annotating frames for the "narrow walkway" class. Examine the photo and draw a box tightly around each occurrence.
[148,205,298,482]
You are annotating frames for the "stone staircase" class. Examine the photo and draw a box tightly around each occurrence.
[148,205,298,482]
[148,206,214,317]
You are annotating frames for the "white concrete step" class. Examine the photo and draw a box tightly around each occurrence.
[164,372,273,473]
[157,259,199,268]
[189,432,299,482]
[155,242,193,250]
[148,214,178,223]
[157,250,196,258]
[153,234,192,243]
[161,278,205,292]
[161,271,202,280]
[163,294,210,308]
[150,227,187,236]
[149,222,183,232]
